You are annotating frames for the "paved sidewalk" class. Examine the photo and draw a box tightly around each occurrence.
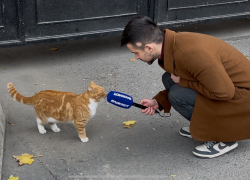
[0,18,250,180]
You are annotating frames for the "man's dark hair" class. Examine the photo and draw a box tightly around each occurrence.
[121,16,163,49]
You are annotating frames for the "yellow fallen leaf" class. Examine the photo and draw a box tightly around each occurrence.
[130,58,137,61]
[49,48,59,51]
[171,175,177,177]
[13,153,35,165]
[123,120,136,128]
[8,175,19,180]
[3,68,7,70]
[123,120,136,126]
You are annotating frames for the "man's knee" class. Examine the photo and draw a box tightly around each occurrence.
[168,86,182,105]
[168,84,196,106]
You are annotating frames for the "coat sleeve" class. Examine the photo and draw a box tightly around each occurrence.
[153,90,171,113]
[178,51,237,100]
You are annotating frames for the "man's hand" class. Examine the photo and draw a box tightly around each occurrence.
[140,99,159,116]
[171,74,180,83]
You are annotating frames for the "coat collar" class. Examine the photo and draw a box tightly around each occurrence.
[158,29,176,75]
[163,29,176,56]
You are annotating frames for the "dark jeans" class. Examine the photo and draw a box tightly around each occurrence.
[162,72,197,121]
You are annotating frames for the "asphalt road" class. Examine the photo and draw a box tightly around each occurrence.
[0,18,250,180]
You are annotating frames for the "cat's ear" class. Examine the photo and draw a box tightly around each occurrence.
[88,86,94,93]
[88,81,96,93]
[90,81,96,86]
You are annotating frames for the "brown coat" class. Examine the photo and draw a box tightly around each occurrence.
[154,29,250,142]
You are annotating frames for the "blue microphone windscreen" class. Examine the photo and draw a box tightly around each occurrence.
[107,91,133,109]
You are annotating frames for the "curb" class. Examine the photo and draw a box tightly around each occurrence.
[0,102,5,180]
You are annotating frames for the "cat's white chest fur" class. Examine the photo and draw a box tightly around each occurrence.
[89,99,98,118]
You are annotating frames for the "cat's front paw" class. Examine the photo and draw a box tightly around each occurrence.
[80,137,89,143]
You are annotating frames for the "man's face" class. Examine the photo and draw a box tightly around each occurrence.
[127,43,158,65]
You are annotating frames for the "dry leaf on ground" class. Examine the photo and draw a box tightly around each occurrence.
[3,68,7,70]
[13,153,35,165]
[123,120,136,128]
[130,58,137,61]
[7,121,14,125]
[8,175,19,180]
[49,48,59,51]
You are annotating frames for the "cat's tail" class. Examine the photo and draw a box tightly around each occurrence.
[7,82,33,105]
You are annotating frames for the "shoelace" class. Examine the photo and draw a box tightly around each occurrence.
[203,141,217,148]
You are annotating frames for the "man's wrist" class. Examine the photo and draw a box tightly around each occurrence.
[153,99,159,109]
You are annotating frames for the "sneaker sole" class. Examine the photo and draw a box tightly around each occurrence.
[179,131,192,139]
[192,142,238,158]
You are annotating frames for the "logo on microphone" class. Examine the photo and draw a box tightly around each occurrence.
[111,99,130,108]
[113,93,132,101]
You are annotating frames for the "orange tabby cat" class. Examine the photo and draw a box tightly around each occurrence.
[7,81,107,142]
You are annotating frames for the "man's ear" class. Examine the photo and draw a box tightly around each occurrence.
[145,44,155,53]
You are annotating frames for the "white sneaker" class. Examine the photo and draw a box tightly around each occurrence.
[179,127,192,138]
[192,141,238,158]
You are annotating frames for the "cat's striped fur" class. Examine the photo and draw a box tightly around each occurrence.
[7,81,107,142]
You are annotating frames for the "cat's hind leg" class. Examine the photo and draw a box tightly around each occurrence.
[49,123,61,132]
[37,118,47,134]
[48,117,61,132]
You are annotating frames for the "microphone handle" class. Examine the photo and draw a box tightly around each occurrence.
[132,102,160,114]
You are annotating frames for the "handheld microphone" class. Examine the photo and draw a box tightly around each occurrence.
[107,91,159,114]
